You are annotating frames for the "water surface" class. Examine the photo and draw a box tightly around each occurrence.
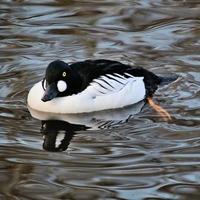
[0,0,200,199]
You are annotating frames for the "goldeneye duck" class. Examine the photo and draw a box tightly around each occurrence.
[27,59,176,114]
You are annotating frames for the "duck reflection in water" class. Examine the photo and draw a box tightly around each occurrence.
[41,120,88,152]
[29,101,145,152]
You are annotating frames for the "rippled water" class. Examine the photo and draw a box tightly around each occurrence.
[0,0,200,199]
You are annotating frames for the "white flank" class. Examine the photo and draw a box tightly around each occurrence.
[27,74,146,114]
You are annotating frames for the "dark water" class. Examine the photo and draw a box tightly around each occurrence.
[0,0,200,199]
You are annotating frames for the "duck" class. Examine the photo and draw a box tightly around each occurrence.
[27,59,177,114]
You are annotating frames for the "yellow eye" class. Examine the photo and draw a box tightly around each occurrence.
[62,72,66,77]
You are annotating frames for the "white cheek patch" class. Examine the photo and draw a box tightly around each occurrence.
[57,80,67,92]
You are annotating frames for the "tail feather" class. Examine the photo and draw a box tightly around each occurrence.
[159,74,179,86]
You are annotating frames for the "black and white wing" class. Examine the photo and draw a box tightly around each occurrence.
[89,73,138,95]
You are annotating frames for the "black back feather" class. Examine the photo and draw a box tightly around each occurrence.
[69,59,161,96]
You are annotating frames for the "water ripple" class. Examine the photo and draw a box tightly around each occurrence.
[0,0,200,199]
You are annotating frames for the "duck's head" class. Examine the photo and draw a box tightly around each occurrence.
[41,60,80,102]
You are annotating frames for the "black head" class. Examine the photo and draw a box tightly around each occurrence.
[41,60,81,102]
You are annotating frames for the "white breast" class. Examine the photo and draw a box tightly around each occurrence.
[27,74,146,114]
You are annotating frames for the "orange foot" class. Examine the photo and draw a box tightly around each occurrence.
[147,97,171,121]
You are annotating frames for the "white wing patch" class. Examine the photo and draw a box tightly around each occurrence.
[89,73,136,96]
